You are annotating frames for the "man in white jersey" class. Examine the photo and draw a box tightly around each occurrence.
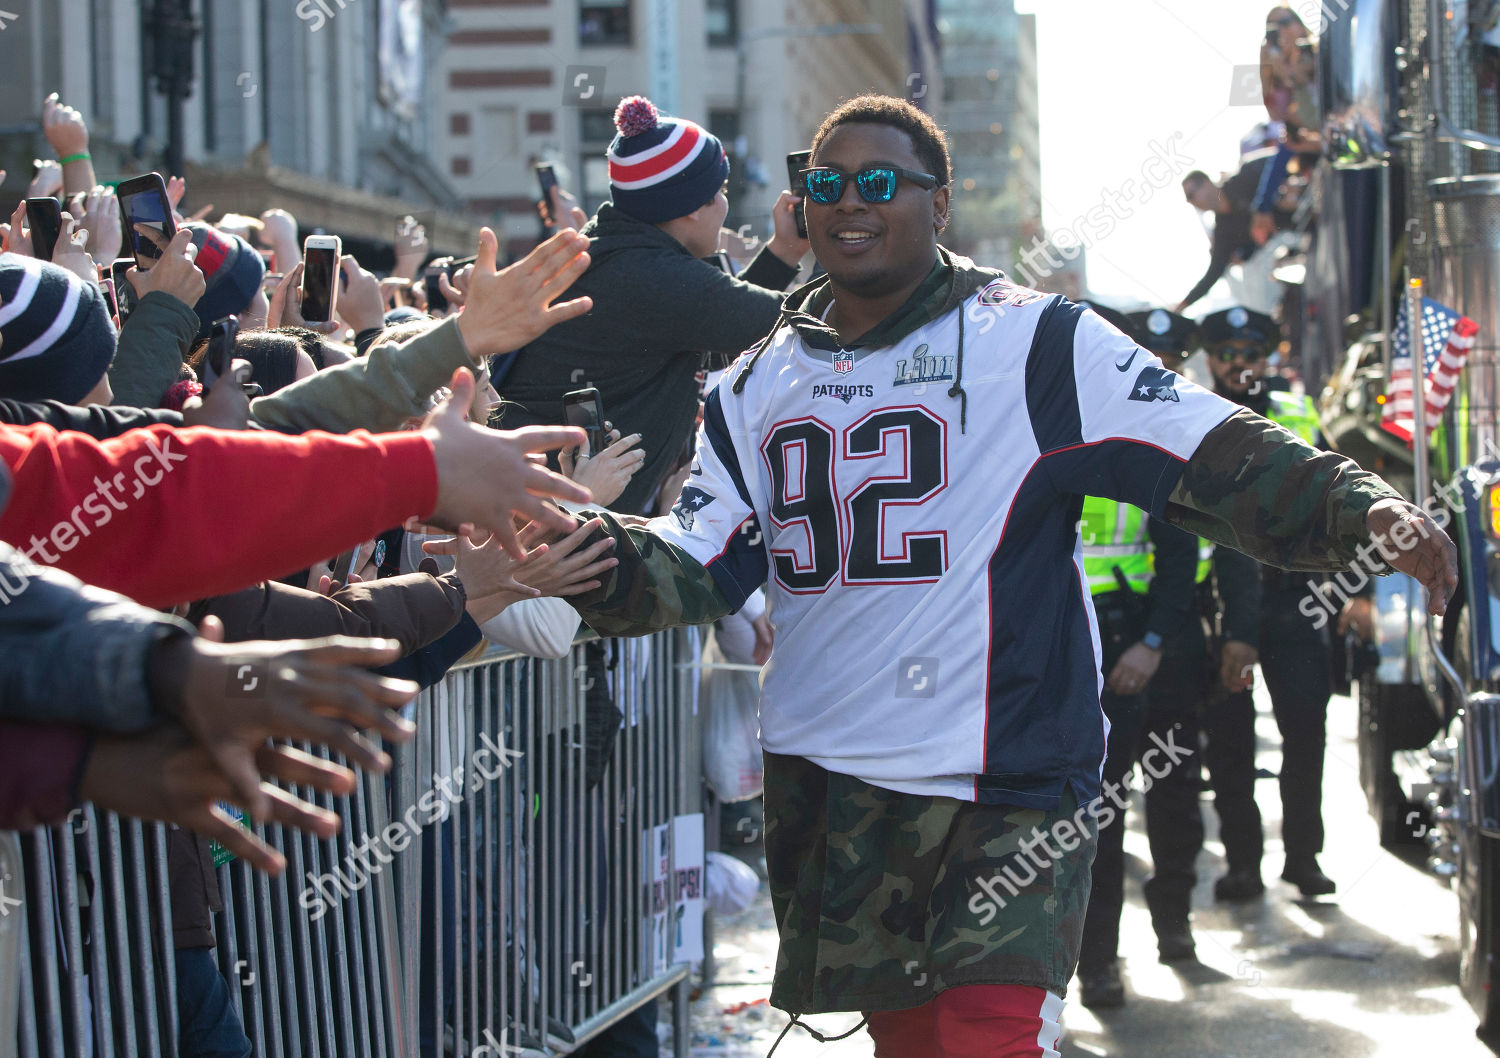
[559,96,1455,1057]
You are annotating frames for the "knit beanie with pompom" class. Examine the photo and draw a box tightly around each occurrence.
[605,95,730,223]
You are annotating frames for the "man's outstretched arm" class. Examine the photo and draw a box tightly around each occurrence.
[1165,407,1457,613]
[568,510,741,637]
[567,387,767,636]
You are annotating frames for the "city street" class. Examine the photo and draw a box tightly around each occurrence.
[681,685,1497,1057]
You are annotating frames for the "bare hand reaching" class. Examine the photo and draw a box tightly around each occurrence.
[422,367,591,557]
[455,227,593,358]
[1366,498,1459,616]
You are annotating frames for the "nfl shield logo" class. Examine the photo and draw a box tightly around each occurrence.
[833,351,854,375]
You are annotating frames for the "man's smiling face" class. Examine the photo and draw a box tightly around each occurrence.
[806,122,949,303]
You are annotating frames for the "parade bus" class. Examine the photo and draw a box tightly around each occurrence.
[1311,0,1500,1038]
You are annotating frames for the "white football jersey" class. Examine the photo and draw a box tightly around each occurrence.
[656,280,1237,805]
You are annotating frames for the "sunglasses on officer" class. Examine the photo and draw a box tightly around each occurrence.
[798,165,941,205]
[1208,345,1267,363]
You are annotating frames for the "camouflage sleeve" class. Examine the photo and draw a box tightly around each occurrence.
[566,510,737,637]
[1164,408,1400,572]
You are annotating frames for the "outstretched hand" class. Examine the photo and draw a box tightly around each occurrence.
[423,367,591,558]
[1366,498,1458,616]
[153,616,418,821]
[455,227,593,358]
[79,727,352,875]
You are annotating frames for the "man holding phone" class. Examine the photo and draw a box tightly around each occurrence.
[498,94,809,515]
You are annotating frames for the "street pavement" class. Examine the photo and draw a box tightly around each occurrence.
[675,683,1497,1057]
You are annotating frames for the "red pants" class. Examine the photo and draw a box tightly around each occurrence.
[865,985,1064,1057]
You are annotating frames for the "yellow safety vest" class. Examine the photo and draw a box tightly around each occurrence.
[1080,497,1152,596]
[1080,496,1212,596]
[1265,390,1319,445]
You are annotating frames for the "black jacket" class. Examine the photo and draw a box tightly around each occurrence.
[0,398,182,437]
[498,204,799,514]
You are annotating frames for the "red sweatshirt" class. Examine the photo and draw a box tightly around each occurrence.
[0,423,439,609]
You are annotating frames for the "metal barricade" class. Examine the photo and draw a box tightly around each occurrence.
[4,629,704,1057]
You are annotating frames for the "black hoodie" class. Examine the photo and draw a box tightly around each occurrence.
[498,204,799,514]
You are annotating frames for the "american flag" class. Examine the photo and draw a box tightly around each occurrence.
[1381,296,1478,444]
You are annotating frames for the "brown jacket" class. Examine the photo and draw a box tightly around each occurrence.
[186,571,465,651]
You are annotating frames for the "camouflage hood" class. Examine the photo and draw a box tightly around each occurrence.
[731,247,1004,432]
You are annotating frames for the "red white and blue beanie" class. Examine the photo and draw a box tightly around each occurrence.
[607,96,730,224]
[0,253,117,405]
[187,222,266,339]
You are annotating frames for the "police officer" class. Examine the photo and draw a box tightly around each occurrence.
[1074,304,1214,1005]
[1074,494,1201,1007]
[1198,305,1336,899]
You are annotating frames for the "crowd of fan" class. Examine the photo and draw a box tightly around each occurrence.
[0,89,803,1056]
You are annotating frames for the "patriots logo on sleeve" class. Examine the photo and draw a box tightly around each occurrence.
[674,486,716,530]
[1127,366,1180,403]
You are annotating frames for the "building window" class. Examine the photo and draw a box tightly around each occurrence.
[580,1,631,46]
[580,109,616,213]
[706,0,738,47]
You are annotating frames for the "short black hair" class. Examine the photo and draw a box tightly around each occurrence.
[810,95,952,187]
[1182,170,1211,188]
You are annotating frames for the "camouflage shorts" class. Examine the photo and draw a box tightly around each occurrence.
[764,752,1096,1015]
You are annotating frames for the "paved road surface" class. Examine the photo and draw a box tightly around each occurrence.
[677,685,1496,1057]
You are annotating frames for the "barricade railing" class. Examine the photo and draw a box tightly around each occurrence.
[3,628,705,1057]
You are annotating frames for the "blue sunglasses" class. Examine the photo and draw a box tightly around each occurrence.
[798,165,940,205]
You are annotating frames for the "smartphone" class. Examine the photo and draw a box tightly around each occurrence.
[300,235,341,324]
[115,174,177,270]
[535,163,559,225]
[424,264,450,315]
[110,258,139,323]
[201,314,239,393]
[786,149,812,239]
[262,272,284,299]
[25,198,63,261]
[562,387,607,454]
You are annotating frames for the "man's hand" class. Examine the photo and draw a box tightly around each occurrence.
[258,207,300,272]
[79,726,351,875]
[559,431,645,509]
[43,93,90,158]
[511,516,618,597]
[421,526,542,601]
[5,201,32,257]
[27,159,63,200]
[1221,639,1259,692]
[69,185,123,265]
[1250,212,1275,247]
[766,189,812,268]
[541,186,588,232]
[1106,641,1162,695]
[1338,596,1375,641]
[1366,498,1458,615]
[752,614,774,666]
[337,255,388,333]
[127,227,206,306]
[393,215,428,279]
[455,227,593,359]
[152,618,419,822]
[50,217,98,282]
[267,262,341,335]
[423,368,591,556]
[438,263,473,310]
